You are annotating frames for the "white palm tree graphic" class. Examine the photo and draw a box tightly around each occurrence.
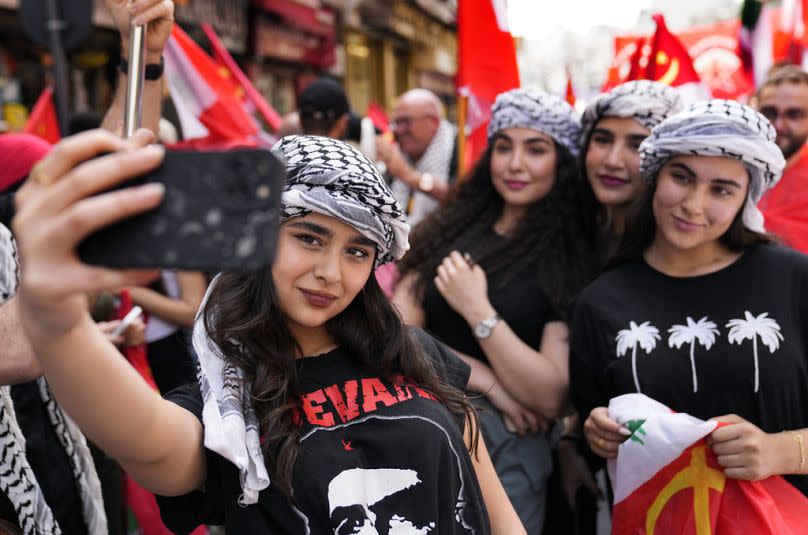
[616,321,661,393]
[726,311,783,393]
[668,316,720,393]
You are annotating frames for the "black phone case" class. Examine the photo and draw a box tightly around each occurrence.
[77,148,284,272]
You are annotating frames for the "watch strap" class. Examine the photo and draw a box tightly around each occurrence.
[118,56,164,81]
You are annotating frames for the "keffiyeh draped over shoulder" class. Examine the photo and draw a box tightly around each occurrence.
[487,88,582,157]
[273,135,410,266]
[580,80,683,146]
[639,99,786,232]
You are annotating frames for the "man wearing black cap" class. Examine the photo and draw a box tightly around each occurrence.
[298,78,351,139]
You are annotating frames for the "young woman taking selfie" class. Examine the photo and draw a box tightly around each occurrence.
[12,130,525,533]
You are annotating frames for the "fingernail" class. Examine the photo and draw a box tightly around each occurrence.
[143,144,165,157]
[619,427,632,436]
[138,183,165,198]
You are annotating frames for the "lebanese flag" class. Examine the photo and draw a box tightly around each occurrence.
[646,13,711,105]
[23,86,60,144]
[164,24,257,146]
[457,0,520,170]
[200,23,282,133]
[609,394,808,535]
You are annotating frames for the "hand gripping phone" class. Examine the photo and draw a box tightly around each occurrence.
[77,148,285,272]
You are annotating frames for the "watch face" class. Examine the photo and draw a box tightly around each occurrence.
[474,323,490,339]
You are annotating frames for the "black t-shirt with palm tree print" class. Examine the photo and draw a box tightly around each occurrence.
[570,244,808,496]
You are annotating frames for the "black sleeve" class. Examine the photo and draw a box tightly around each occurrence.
[155,383,226,533]
[0,193,14,229]
[568,292,610,424]
[409,326,471,391]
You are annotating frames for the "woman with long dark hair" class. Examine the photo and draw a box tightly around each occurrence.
[571,100,808,499]
[579,80,682,265]
[394,89,592,533]
[12,129,526,533]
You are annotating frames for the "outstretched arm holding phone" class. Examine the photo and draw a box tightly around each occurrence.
[13,130,207,496]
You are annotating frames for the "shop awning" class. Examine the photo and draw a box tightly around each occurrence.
[253,0,335,39]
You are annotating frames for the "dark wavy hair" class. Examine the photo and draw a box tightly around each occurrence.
[609,173,777,269]
[577,128,604,246]
[202,266,479,497]
[399,141,593,320]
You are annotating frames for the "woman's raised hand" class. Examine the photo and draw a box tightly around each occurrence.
[434,251,492,323]
[13,129,165,340]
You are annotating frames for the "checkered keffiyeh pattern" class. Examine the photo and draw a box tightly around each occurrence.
[639,99,786,232]
[580,80,683,147]
[274,135,410,266]
[487,89,582,157]
[196,136,413,506]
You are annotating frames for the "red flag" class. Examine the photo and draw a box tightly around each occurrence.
[366,102,390,135]
[200,23,282,133]
[646,13,702,86]
[457,0,520,167]
[610,395,808,535]
[164,24,257,145]
[627,37,648,81]
[760,144,808,254]
[115,289,157,391]
[613,441,808,535]
[23,87,60,144]
[565,69,576,106]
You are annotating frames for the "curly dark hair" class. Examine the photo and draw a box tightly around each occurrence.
[202,266,479,497]
[399,142,594,320]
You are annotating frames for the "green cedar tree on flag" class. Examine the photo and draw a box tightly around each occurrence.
[609,394,808,534]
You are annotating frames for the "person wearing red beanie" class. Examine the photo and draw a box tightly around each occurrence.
[0,133,52,227]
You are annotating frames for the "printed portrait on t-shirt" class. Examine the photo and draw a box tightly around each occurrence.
[293,414,478,535]
[328,468,434,534]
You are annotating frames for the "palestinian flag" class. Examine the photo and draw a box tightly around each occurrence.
[609,394,808,534]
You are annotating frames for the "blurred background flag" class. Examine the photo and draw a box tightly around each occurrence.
[457,0,520,172]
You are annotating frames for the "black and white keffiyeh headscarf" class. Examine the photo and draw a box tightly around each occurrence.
[275,135,409,266]
[639,99,786,233]
[194,135,411,506]
[487,89,582,157]
[580,80,683,148]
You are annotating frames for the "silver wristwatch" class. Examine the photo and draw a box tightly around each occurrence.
[473,314,501,340]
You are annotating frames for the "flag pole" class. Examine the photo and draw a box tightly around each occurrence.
[456,91,468,178]
[123,23,147,139]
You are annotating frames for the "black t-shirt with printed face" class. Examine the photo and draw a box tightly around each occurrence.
[570,244,808,495]
[157,329,490,534]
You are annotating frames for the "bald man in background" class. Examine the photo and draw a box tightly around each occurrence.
[376,89,457,226]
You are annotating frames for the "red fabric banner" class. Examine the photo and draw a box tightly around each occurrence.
[23,87,60,144]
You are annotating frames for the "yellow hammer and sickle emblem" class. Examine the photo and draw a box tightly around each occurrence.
[646,446,726,535]
[655,50,680,86]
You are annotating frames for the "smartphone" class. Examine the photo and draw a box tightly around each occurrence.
[77,148,285,272]
[110,305,143,338]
